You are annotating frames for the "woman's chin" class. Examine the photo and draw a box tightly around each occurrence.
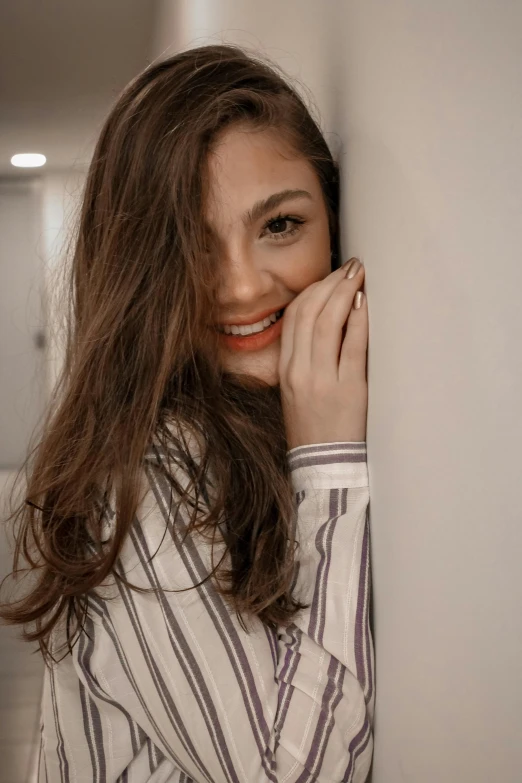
[221,342,281,387]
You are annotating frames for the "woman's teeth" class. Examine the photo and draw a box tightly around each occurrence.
[219,309,284,336]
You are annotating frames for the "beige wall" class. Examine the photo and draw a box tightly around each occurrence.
[153,2,522,781]
[0,179,47,467]
[0,171,84,465]
[40,169,87,398]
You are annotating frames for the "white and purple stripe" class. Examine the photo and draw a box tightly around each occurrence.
[38,437,374,782]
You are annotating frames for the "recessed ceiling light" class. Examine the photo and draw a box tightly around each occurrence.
[11,153,47,168]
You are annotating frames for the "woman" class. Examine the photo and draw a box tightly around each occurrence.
[1,44,373,781]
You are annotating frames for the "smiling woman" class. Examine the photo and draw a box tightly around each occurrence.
[206,129,332,380]
[0,44,373,782]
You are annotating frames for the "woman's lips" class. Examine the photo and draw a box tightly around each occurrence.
[216,312,284,352]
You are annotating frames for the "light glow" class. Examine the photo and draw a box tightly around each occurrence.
[10,153,47,168]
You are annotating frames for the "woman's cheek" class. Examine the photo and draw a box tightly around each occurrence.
[286,238,330,289]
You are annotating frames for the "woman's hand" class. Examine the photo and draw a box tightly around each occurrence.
[279,258,368,450]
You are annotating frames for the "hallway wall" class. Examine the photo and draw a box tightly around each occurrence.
[0,470,42,782]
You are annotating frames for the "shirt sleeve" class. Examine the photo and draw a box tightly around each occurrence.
[39,441,374,783]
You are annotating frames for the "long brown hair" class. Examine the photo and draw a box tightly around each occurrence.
[0,44,340,661]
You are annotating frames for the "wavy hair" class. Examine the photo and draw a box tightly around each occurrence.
[0,44,341,661]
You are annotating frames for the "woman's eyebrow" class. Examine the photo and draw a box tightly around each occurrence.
[243,189,313,227]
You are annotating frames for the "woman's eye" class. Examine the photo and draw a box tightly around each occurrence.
[268,219,290,234]
[261,215,305,241]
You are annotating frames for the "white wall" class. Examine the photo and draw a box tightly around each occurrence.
[151,0,339,137]
[331,5,521,781]
[40,169,87,398]
[152,2,522,781]
[0,179,47,467]
[0,169,85,466]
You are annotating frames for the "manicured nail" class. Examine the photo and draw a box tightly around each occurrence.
[342,257,359,268]
[346,259,362,279]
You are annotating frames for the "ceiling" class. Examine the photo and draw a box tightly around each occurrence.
[0,0,158,177]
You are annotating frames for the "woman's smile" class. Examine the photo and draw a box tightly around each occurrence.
[215,307,286,352]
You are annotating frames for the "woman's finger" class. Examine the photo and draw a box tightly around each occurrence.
[310,265,365,376]
[339,285,368,381]
[279,261,358,378]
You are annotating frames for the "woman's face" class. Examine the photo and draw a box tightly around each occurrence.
[205,125,332,386]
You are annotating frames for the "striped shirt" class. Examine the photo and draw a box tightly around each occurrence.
[38,431,374,782]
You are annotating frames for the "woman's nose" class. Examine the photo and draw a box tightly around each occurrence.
[219,248,272,304]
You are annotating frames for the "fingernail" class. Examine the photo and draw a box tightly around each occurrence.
[342,256,359,268]
[346,259,362,279]
[354,291,365,309]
